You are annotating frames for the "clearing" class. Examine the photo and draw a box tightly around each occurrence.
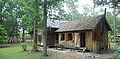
[0,43,116,59]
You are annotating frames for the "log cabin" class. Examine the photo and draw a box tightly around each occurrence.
[55,14,111,53]
[45,20,67,46]
[29,20,67,46]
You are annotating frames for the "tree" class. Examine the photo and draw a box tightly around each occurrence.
[43,0,47,56]
[0,0,20,42]
[106,12,120,41]
[64,0,81,20]
[32,0,40,52]
[71,0,75,20]
[113,8,117,40]
[15,0,40,52]
[0,25,7,43]
[16,0,65,53]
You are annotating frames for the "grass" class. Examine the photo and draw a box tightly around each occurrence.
[0,45,48,59]
[1,43,113,59]
[0,44,83,59]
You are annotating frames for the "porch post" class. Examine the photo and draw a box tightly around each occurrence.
[65,33,68,41]
[59,33,62,42]
[74,33,77,45]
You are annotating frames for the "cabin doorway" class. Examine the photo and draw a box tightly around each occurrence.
[55,33,59,44]
[80,32,86,47]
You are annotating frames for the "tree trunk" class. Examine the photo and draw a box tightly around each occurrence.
[113,8,116,41]
[32,0,40,52]
[8,37,11,43]
[43,0,48,56]
[33,20,38,52]
[16,34,19,43]
[71,0,74,20]
[22,27,25,42]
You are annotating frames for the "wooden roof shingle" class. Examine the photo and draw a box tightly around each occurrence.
[55,15,111,32]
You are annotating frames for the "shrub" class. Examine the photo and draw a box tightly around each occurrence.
[113,40,120,58]
[20,42,28,51]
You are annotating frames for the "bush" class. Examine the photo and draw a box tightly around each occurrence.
[20,42,28,51]
[113,40,120,58]
[0,25,7,43]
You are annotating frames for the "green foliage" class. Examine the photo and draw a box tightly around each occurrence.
[118,55,120,58]
[118,47,120,50]
[106,12,120,41]
[63,0,82,20]
[113,40,120,58]
[93,0,120,7]
[20,42,28,51]
[20,42,40,51]
[93,0,120,16]
[19,33,31,39]
[0,0,20,39]
[0,25,7,43]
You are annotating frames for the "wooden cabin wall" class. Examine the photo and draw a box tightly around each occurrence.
[92,20,109,52]
[103,25,108,48]
[98,21,109,49]
[47,29,56,45]
[85,31,93,50]
[99,21,104,49]
[92,31,99,52]
[37,28,58,46]
[84,31,99,52]
[59,33,66,44]
[58,33,79,48]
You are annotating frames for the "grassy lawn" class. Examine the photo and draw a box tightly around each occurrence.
[0,45,49,59]
[0,44,114,59]
[0,44,83,59]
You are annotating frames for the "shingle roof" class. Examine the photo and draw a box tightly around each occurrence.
[55,15,106,32]
[47,19,67,28]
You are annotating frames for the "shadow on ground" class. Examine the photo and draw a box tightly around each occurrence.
[98,49,116,54]
[0,43,19,48]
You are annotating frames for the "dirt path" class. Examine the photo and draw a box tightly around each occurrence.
[47,43,116,59]
[48,48,116,59]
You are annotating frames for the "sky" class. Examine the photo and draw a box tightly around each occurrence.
[64,0,113,14]
[77,0,94,13]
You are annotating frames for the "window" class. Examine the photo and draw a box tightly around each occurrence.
[68,33,72,40]
[61,34,64,41]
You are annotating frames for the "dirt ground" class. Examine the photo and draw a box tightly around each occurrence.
[47,43,117,59]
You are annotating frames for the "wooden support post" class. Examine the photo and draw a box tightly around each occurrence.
[59,33,61,42]
[65,33,68,41]
[78,33,80,47]
[72,33,74,41]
